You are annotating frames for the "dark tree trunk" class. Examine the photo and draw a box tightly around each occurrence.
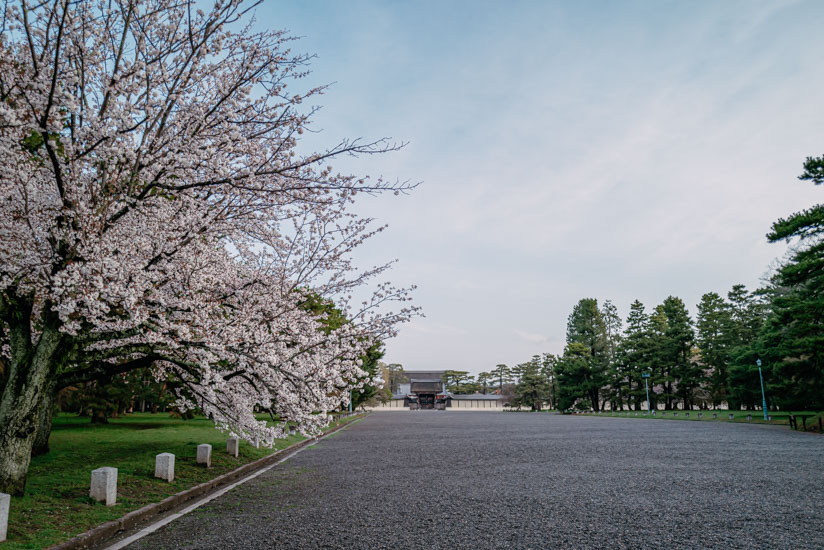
[31,382,57,457]
[91,409,109,424]
[588,388,600,412]
[0,318,64,495]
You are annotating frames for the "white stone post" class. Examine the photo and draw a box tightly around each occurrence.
[196,444,212,467]
[90,467,117,506]
[288,425,296,436]
[227,437,239,457]
[154,453,175,482]
[0,492,10,542]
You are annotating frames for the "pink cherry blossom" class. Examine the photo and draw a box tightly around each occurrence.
[0,0,417,487]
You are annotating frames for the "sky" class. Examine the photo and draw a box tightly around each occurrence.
[258,0,824,375]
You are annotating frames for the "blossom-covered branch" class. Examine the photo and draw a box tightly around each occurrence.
[0,0,417,495]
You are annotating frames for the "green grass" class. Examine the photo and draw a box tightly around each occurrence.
[582,409,823,430]
[4,412,361,550]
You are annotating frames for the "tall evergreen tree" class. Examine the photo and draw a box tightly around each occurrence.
[615,300,652,410]
[695,292,733,407]
[492,364,513,391]
[726,285,771,410]
[647,304,672,409]
[600,300,625,409]
[513,356,548,410]
[563,299,608,410]
[556,343,595,411]
[541,354,560,410]
[477,372,492,394]
[752,155,824,409]
[661,296,698,409]
[442,370,474,393]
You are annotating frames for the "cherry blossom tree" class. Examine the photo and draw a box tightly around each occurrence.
[0,0,416,495]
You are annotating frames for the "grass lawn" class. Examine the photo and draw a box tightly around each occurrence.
[583,409,823,430]
[3,412,361,550]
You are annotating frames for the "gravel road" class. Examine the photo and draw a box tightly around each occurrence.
[126,413,823,549]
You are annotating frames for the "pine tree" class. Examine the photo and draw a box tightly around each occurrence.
[556,343,594,411]
[541,353,560,410]
[661,296,698,409]
[600,300,625,409]
[477,372,492,394]
[695,292,734,407]
[752,154,824,409]
[442,370,473,393]
[513,356,547,410]
[725,285,770,410]
[615,300,653,410]
[563,299,608,411]
[647,304,673,409]
[492,364,513,392]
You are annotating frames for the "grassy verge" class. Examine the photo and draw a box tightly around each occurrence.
[4,412,362,550]
[580,409,823,430]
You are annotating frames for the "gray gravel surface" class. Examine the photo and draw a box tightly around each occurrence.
[126,413,824,549]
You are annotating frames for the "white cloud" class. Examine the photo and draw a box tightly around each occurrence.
[263,0,824,374]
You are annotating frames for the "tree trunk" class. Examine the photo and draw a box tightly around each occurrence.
[31,382,57,457]
[0,321,63,495]
[589,389,600,412]
[91,409,109,423]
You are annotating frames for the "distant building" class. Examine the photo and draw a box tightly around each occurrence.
[371,370,507,410]
[399,370,446,409]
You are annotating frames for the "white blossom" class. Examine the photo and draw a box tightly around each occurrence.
[0,0,417,444]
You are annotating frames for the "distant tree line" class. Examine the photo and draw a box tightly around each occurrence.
[541,154,824,412]
[550,290,768,412]
[366,154,823,414]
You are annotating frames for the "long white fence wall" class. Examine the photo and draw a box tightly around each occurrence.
[451,399,504,409]
[367,399,407,410]
[367,398,506,411]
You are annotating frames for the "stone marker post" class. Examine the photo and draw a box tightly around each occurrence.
[197,444,212,467]
[729,413,735,420]
[227,437,239,457]
[0,492,9,542]
[155,453,175,482]
[90,467,117,506]
[288,425,296,436]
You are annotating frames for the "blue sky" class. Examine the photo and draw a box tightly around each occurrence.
[259,0,824,374]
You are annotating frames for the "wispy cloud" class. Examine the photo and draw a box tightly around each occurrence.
[264,0,824,374]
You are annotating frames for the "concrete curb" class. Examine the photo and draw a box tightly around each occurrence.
[47,414,366,550]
